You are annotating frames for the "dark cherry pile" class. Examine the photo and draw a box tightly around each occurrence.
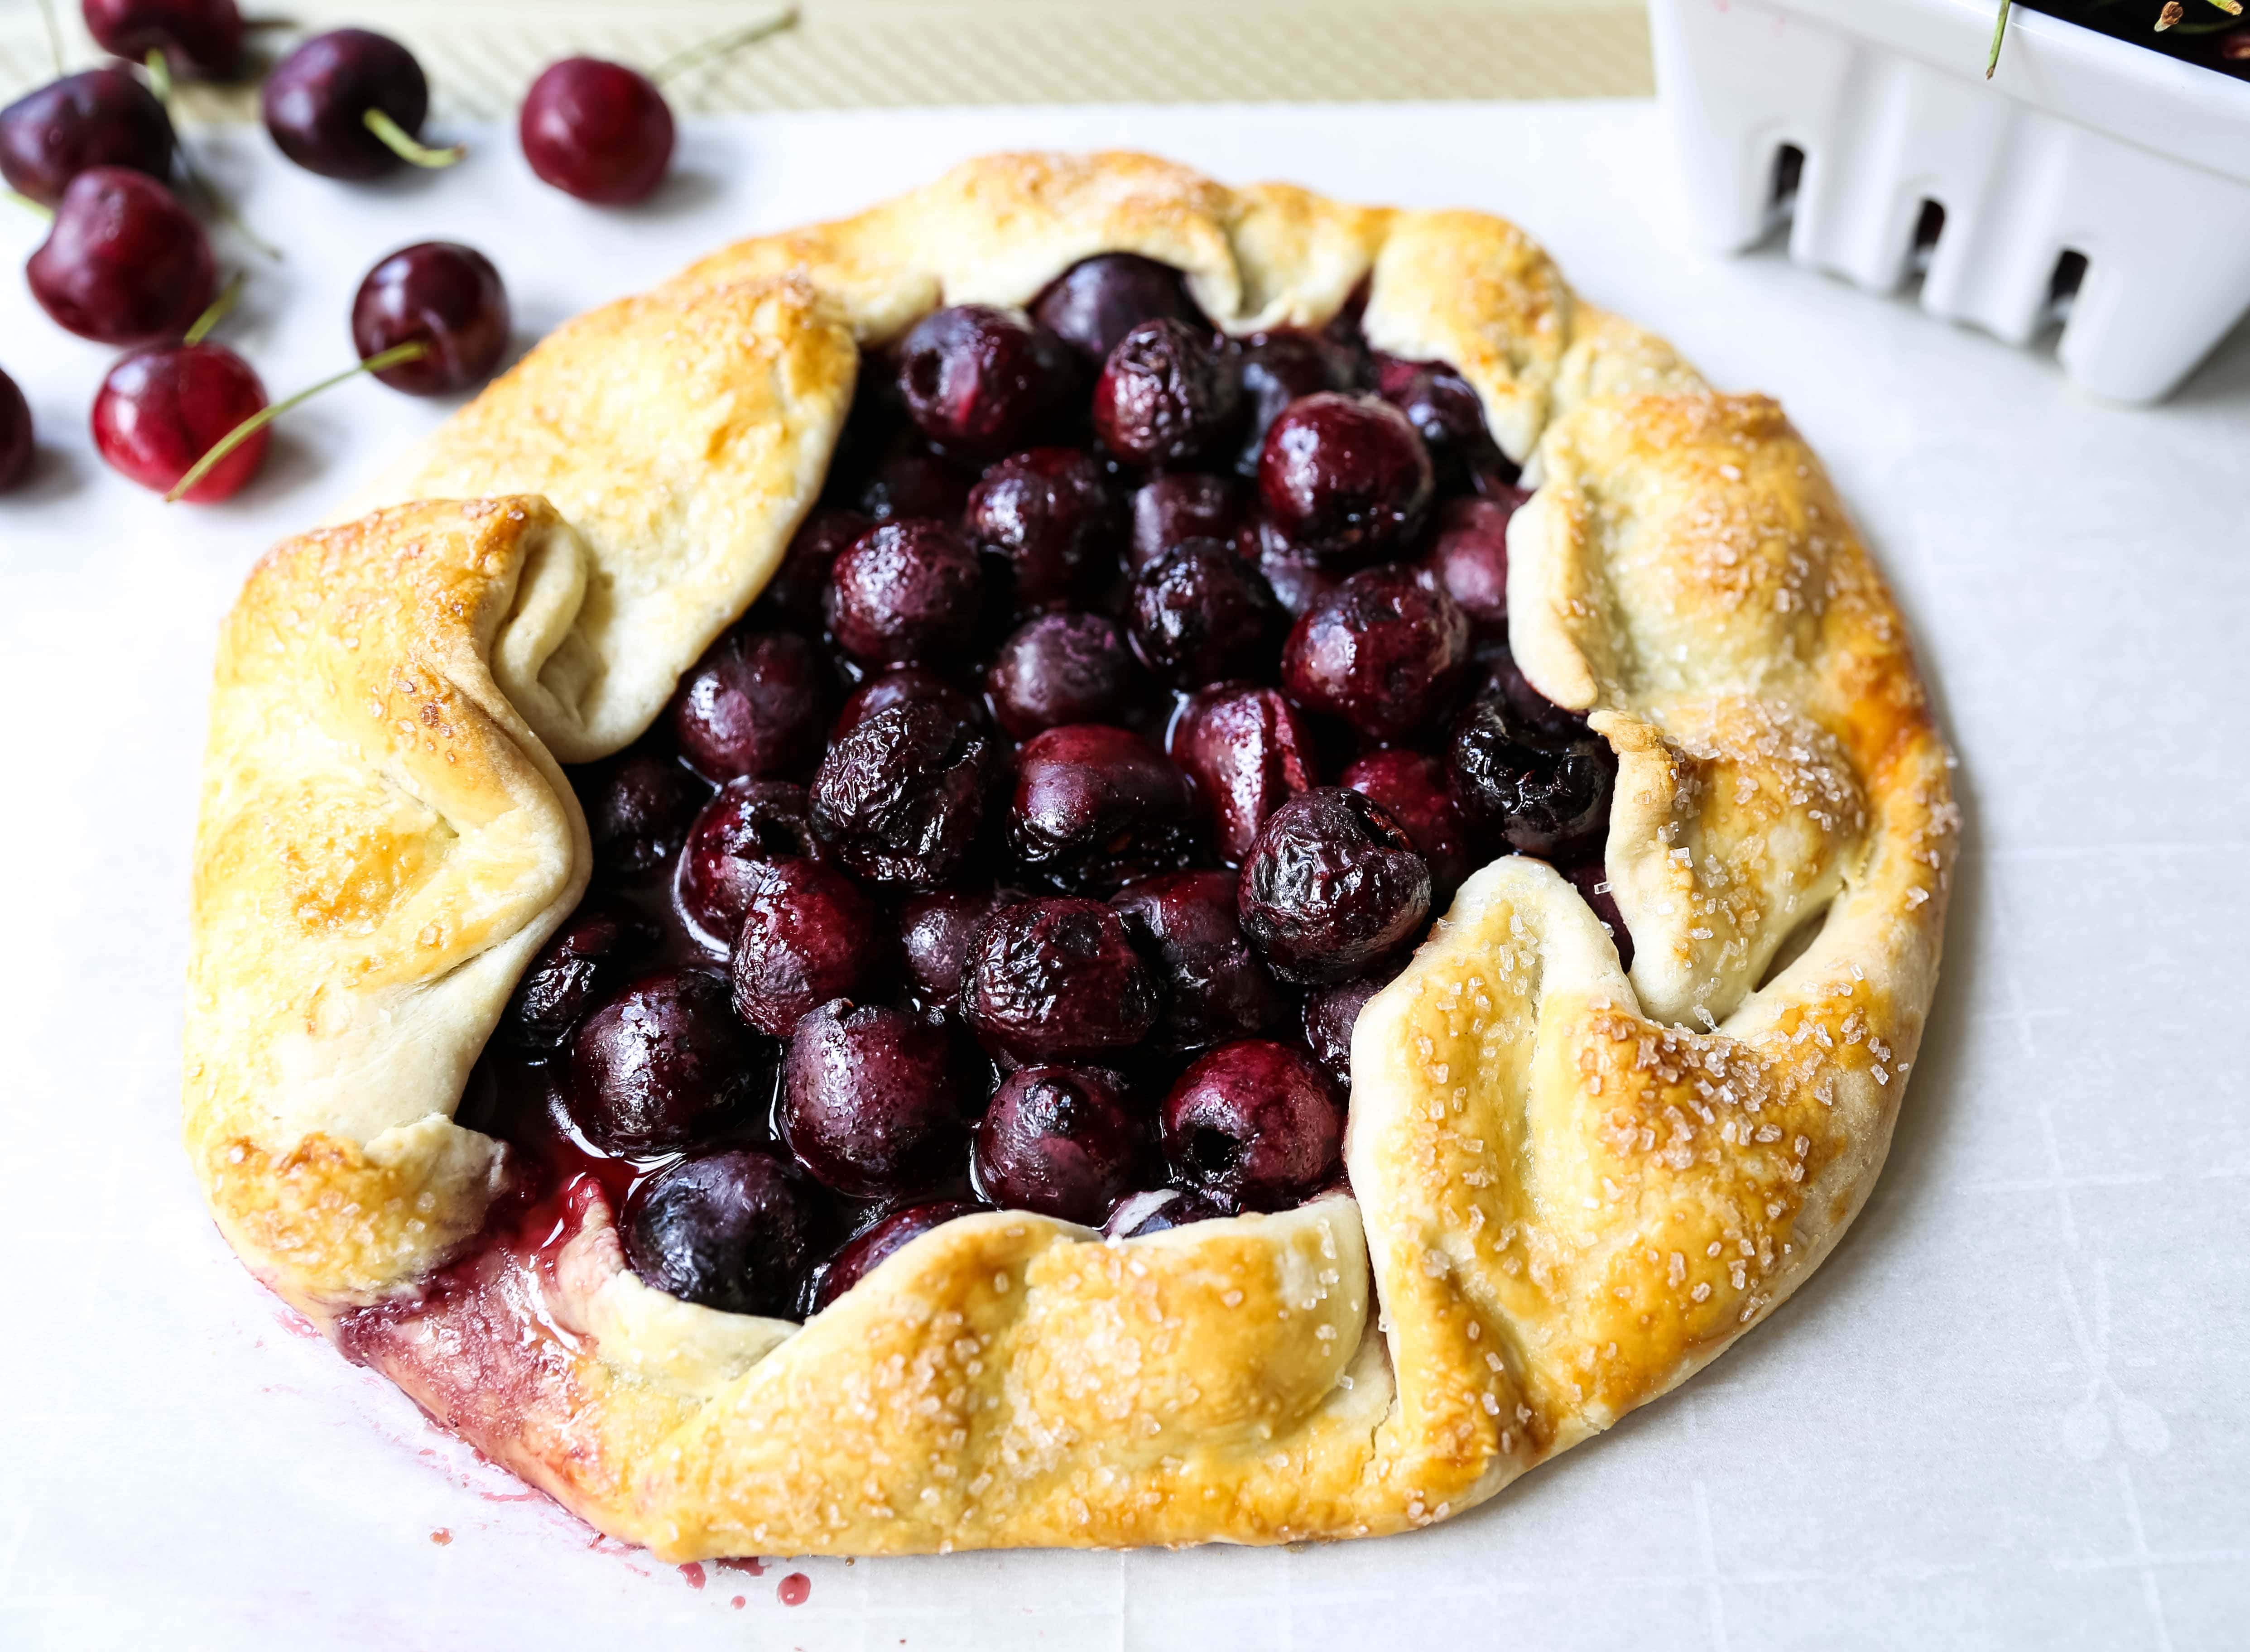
[459,253,1637,1321]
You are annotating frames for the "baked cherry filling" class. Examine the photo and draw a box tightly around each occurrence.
[461,263,1634,1318]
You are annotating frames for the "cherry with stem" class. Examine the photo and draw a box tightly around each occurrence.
[164,341,426,501]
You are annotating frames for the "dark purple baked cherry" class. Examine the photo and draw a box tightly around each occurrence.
[779,999,966,1199]
[673,779,820,950]
[0,370,31,495]
[584,749,708,878]
[1237,788,1431,985]
[1341,749,1475,906]
[84,0,244,78]
[1374,355,1512,494]
[1168,683,1320,864]
[1282,564,1470,742]
[351,242,511,395]
[1113,870,1287,1053]
[1128,471,1241,575]
[1257,392,1433,562]
[1159,1040,1340,1211]
[501,898,661,1049]
[853,444,970,525]
[1299,964,1399,1090]
[1004,724,1195,894]
[728,857,885,1038]
[810,1199,981,1311]
[832,665,986,743]
[625,1149,814,1316]
[1093,317,1241,468]
[669,626,827,783]
[825,519,985,665]
[519,58,673,205]
[810,698,998,890]
[986,611,1135,739]
[1563,861,1634,973]
[1234,332,1364,475]
[1102,1186,1229,1239]
[756,507,868,630]
[1237,512,1340,619]
[899,888,1008,1018]
[1423,494,1519,635]
[262,29,444,181]
[1126,539,1284,689]
[567,970,757,1153]
[91,340,268,501]
[1032,253,1202,363]
[965,446,1117,607]
[896,305,1079,458]
[960,896,1161,1062]
[0,68,174,206]
[27,166,213,345]
[973,1065,1143,1225]
[1446,680,1615,862]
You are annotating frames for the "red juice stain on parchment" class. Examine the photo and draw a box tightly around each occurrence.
[717,1556,767,1577]
[778,1572,811,1606]
[679,1562,707,1590]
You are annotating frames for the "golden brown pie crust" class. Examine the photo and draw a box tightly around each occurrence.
[183,151,1957,1556]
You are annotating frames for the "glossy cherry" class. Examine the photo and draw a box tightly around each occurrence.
[519,58,674,205]
[728,856,885,1038]
[1563,861,1634,973]
[625,1149,816,1316]
[0,370,31,494]
[1126,539,1284,689]
[1257,392,1433,562]
[1159,1040,1340,1212]
[825,518,985,665]
[0,68,174,206]
[1238,512,1340,619]
[1004,724,1195,895]
[1446,677,1615,862]
[810,1200,981,1311]
[985,611,1136,739]
[1168,682,1321,864]
[1237,788,1431,985]
[1234,331,1363,475]
[1281,564,1471,742]
[91,340,269,501]
[1128,471,1240,575]
[973,1065,1143,1225]
[896,305,1079,459]
[1092,317,1240,468]
[1299,965,1399,1090]
[262,29,442,180]
[779,999,967,1200]
[1422,494,1519,635]
[501,898,660,1049]
[960,897,1161,1063]
[851,443,970,525]
[898,888,1008,1018]
[27,165,213,345]
[567,970,759,1153]
[83,0,245,80]
[809,698,998,890]
[1032,253,1203,363]
[832,665,986,744]
[964,446,1116,606]
[582,748,709,878]
[1374,355,1511,494]
[1341,749,1475,906]
[668,626,828,783]
[1102,1186,1228,1239]
[673,778,821,950]
[755,506,867,630]
[1112,869,1288,1054]
[351,242,511,395]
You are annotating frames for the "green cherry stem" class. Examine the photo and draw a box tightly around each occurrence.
[146,50,285,261]
[650,5,801,85]
[183,272,245,346]
[144,47,174,103]
[4,188,53,219]
[1986,0,2012,76]
[166,342,427,502]
[363,108,466,168]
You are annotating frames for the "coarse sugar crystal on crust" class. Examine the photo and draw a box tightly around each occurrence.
[183,150,1957,1555]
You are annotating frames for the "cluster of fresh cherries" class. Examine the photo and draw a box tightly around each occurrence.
[0,0,788,498]
[460,252,1636,1321]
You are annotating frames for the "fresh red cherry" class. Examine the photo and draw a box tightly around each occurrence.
[91,340,268,501]
[896,305,1081,460]
[351,242,510,394]
[0,369,33,494]
[83,0,245,80]
[0,68,175,206]
[263,29,457,180]
[519,58,674,205]
[1281,564,1471,742]
[26,166,213,345]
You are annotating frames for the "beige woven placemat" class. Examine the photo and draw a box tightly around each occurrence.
[0,0,1652,114]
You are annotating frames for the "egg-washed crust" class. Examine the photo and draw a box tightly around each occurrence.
[183,151,1957,1555]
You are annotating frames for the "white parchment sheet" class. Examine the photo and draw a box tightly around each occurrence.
[1,101,2243,1652]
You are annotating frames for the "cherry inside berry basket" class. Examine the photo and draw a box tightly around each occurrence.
[455,253,1628,1320]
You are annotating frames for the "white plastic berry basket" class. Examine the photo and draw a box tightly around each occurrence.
[1650,0,2250,402]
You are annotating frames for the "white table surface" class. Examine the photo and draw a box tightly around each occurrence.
[1,100,2245,1652]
